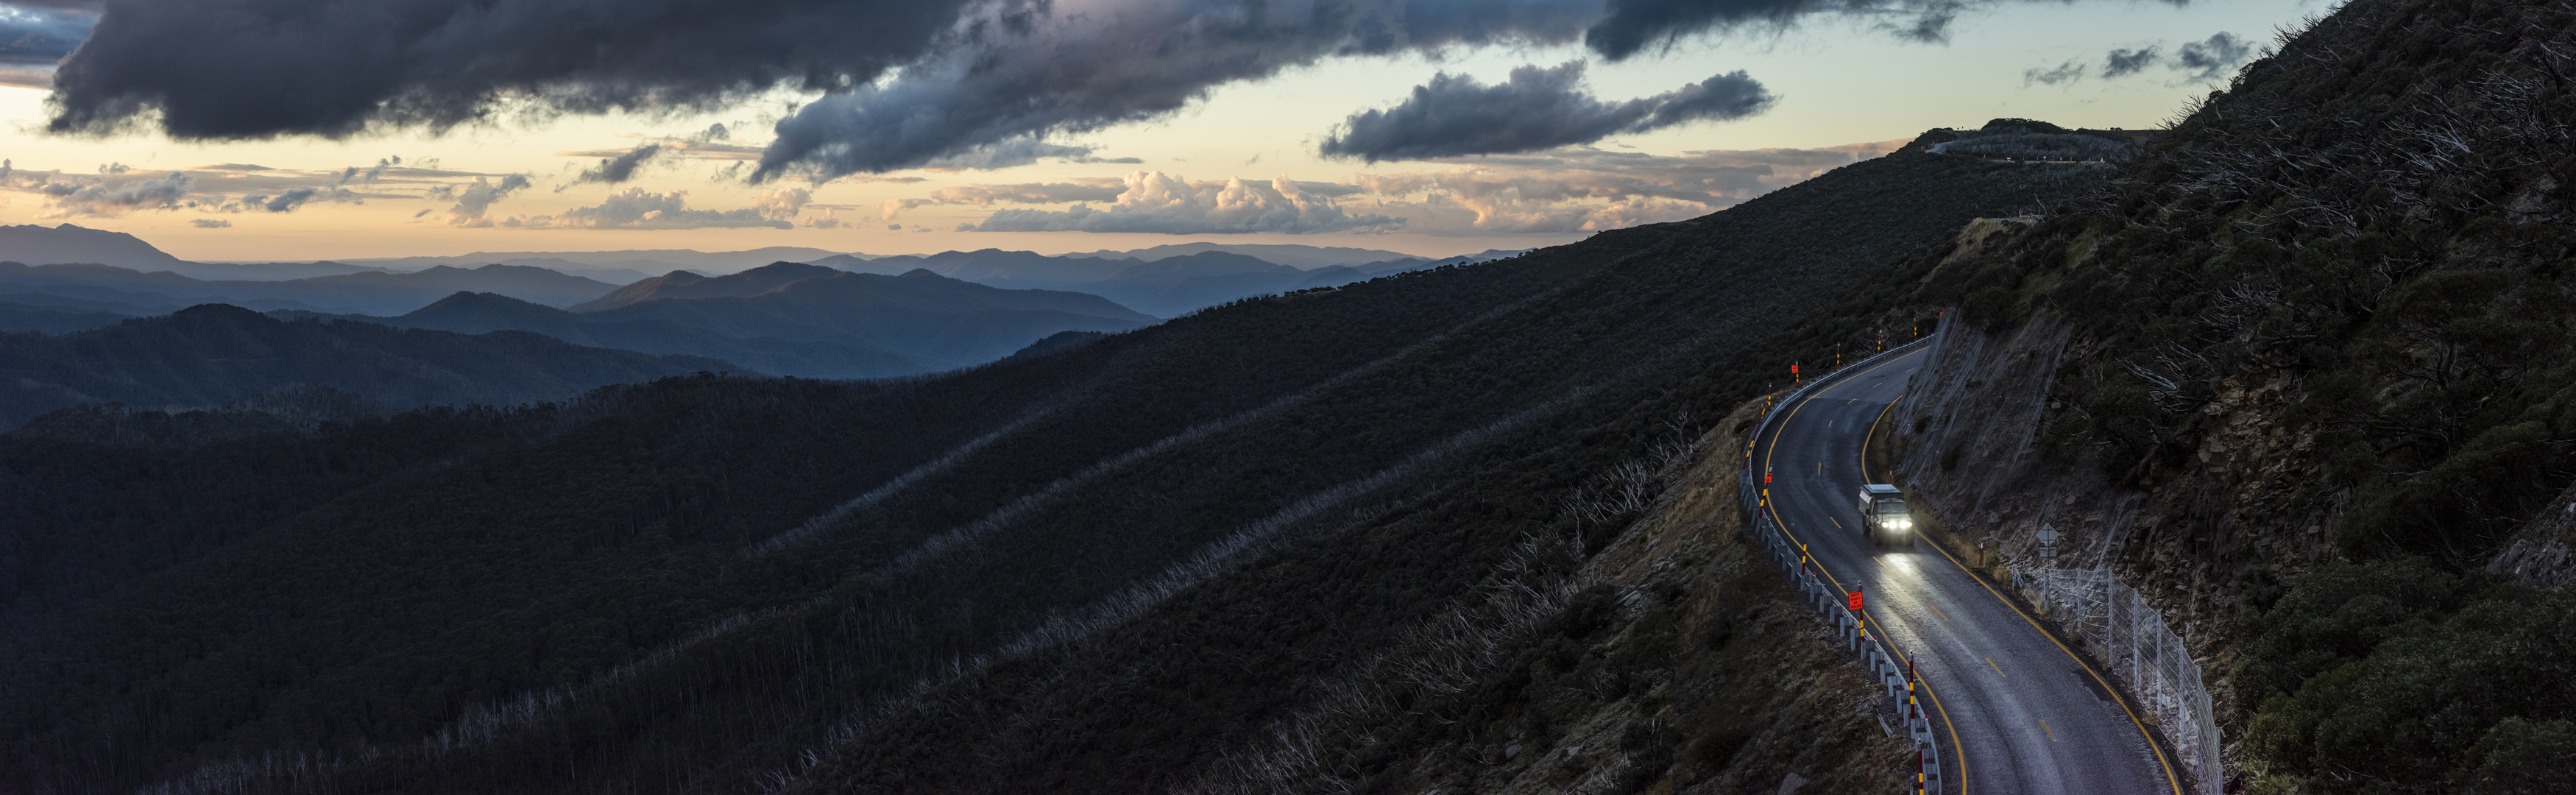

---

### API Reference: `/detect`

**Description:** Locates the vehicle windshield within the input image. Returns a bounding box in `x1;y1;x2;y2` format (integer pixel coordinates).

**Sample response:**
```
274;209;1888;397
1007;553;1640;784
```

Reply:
1878;501;1907;513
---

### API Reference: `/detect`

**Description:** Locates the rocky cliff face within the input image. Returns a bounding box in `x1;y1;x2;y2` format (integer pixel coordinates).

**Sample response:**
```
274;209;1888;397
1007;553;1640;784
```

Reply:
1877;1;2576;789
1889;296;2313;770
2488;488;2576;589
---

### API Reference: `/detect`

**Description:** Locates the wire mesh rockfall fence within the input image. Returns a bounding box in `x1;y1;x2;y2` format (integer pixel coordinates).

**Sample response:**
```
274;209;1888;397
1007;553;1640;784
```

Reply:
2016;567;2221;795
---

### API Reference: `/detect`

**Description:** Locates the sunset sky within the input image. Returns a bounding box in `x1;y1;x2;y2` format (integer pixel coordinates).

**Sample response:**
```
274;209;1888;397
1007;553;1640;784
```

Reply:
0;0;2322;263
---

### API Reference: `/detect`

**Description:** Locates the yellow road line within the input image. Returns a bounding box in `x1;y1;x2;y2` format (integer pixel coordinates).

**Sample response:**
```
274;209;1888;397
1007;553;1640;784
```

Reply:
1829;516;1844;529
2041;719;2057;742
1759;347;1967;794
1985;657;2005;677
1872;402;2188;795
1928;603;1952;622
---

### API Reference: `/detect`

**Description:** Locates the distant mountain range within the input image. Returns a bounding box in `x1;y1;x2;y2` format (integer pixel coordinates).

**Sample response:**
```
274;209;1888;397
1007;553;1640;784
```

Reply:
0;224;1521;373
579;263;1158;367
0;223;397;280
329;247;856;284
805;247;1527;315
0;303;735;428
0;222;1505;300
1054;241;1425;269
0;300;132;334
0;245;1526;346
0;224;1495;284
255;264;1158;378
280;291;938;379
0;259;1160;378
1066;249;1529;316
0;224;191;272
0;261;620;316
336;245;854;271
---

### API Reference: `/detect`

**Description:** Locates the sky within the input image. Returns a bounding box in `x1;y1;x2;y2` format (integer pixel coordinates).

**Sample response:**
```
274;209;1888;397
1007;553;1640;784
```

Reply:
0;0;2324;263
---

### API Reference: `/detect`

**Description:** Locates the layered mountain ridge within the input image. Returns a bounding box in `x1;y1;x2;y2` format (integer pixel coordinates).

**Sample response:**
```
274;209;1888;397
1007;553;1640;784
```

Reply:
0;303;735;428
0;121;2106;794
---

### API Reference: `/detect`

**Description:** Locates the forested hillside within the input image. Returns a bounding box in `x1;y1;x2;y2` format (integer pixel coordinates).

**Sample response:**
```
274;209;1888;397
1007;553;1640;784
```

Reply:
0;130;2103;794
1880;1;2576;792
0;261;618;315
0;304;736;428
578;267;1157;367
282;291;938;379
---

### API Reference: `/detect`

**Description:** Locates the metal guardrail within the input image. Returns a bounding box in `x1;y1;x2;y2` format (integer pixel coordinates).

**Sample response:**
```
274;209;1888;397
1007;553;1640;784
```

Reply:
1737;326;2220;795
1733;332;1945;794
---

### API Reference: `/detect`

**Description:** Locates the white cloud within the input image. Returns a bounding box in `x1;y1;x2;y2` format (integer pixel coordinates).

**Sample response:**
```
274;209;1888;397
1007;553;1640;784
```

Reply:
963;172;1402;234
752;187;811;220
444;174;531;227
38;171;191;217
939;139;1908;236
507;187;793;230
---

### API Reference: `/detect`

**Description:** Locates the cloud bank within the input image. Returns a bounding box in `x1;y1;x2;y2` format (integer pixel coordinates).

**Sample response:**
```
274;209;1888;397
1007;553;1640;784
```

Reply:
0;155;521;221
442;174;531;227
40;171;191;217
1321;63;1774;162
502;187;807;230
928;138;1903;236
47;0;2101;180
1342;142;1895;233
962;172;1401;234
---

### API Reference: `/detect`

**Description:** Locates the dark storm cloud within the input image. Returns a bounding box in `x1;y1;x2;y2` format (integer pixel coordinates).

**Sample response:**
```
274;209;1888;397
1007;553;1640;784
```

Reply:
2103;45;2160;77
0;4;94;65
2174;31;2251;82
51;0;2192;180
243;186;359;212
748;0;1610;181
1646;70;1774;126
1581;0;2029;59
2052;32;2251;86
45;0;988;139
1580;0;1808;60
2023;60;2083;86
3;1;104;13
259;187;322;212
1320;63;1774;162
573;144;664;185
753;0;2111;179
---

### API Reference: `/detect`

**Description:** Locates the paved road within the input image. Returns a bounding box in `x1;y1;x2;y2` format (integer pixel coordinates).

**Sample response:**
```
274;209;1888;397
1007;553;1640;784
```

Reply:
1755;347;2180;795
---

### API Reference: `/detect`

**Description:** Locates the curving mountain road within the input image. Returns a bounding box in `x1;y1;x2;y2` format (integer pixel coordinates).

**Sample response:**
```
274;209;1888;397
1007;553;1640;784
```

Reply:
1754;345;2181;795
